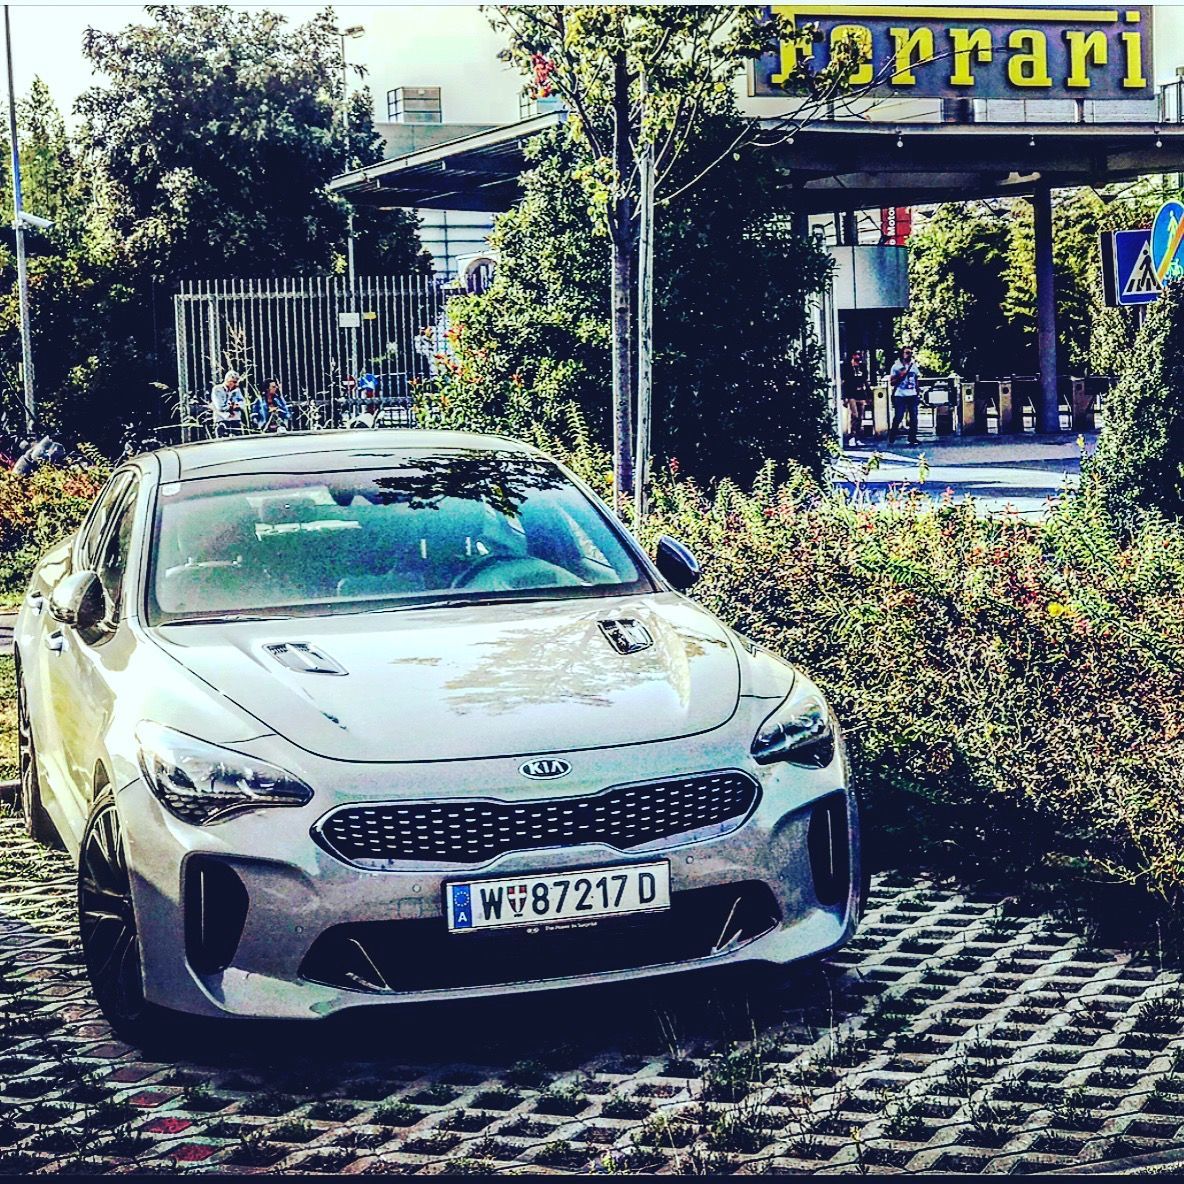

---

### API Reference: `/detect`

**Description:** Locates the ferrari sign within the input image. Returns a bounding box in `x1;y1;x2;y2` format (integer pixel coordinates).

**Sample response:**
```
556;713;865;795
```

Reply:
752;5;1154;101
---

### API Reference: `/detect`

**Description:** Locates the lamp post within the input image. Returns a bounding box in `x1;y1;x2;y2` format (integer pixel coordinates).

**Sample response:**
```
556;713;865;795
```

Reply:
339;24;364;291
4;5;33;434
339;23;364;391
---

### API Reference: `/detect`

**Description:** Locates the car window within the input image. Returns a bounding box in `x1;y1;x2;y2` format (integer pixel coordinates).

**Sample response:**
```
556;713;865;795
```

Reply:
94;483;138;623
147;452;652;624
77;472;133;571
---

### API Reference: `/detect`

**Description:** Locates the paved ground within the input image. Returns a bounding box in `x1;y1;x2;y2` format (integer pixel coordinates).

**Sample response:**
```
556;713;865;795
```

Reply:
834;433;1096;517
0;818;1181;1175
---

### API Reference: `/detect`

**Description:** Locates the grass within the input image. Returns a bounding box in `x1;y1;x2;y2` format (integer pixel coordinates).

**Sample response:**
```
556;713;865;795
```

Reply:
0;656;15;782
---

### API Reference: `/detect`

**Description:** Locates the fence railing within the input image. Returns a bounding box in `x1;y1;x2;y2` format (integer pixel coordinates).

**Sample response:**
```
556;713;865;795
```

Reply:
174;275;448;440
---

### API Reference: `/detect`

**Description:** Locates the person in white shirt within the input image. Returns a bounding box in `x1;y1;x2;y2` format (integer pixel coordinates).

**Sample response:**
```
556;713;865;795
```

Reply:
209;370;247;436
888;346;921;446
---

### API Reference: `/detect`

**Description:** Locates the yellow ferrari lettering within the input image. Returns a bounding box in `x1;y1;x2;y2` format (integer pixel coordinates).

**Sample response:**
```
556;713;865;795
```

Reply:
1064;29;1108;87
948;27;993;87
889;25;935;85
1007;29;1052;87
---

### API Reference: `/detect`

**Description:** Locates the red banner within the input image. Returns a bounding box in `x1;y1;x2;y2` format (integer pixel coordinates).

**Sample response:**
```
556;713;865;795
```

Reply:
880;207;913;246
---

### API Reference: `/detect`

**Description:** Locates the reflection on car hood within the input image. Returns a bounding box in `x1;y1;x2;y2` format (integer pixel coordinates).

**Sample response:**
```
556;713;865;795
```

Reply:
150;593;741;762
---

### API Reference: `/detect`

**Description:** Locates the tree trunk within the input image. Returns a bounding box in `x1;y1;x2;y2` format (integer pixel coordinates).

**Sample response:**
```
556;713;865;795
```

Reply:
610;49;635;507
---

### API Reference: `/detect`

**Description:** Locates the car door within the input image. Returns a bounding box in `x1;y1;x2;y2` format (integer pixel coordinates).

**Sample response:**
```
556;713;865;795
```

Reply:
41;475;141;845
27;471;135;814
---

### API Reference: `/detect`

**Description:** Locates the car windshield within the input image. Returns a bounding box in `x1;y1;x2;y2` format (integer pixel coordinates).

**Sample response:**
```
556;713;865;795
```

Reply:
147;451;650;624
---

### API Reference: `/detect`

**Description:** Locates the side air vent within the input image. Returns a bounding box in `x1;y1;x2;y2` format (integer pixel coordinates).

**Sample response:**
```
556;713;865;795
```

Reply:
184;857;249;975
808;793;851;908
265;642;347;675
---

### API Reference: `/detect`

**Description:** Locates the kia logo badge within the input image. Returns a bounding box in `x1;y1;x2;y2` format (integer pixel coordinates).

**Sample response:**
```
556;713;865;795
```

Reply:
520;758;571;780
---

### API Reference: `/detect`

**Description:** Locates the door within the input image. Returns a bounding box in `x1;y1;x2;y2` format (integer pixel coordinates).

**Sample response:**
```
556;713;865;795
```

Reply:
42;478;140;846
28;471;134;817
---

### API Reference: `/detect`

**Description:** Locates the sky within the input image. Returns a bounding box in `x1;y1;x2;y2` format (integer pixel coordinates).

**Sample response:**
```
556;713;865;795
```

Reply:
6;2;1184;124
5;3;518;124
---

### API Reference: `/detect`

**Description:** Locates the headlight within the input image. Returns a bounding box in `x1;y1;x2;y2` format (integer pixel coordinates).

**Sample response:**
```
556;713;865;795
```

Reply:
136;723;313;825
750;685;835;768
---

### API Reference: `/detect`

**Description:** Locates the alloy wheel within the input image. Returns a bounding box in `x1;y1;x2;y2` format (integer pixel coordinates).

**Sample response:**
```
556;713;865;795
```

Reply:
78;800;147;1028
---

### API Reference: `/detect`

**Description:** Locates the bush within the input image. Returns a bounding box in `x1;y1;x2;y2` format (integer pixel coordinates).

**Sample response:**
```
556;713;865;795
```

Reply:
643;463;1184;920
520;438;1183;929
1090;283;1184;527
0;461;109;599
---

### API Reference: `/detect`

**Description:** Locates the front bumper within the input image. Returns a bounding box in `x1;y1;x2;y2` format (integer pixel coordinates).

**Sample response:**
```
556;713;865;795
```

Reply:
117;732;861;1020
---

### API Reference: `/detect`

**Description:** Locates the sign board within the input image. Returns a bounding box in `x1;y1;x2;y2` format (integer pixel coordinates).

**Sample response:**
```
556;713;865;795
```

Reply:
752;5;1154;101
1101;202;1184;308
1150;200;1184;284
879;206;913;246
1101;229;1160;307
338;311;362;329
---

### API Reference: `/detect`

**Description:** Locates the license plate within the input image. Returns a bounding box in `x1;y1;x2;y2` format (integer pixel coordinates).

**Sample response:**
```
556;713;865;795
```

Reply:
445;861;670;934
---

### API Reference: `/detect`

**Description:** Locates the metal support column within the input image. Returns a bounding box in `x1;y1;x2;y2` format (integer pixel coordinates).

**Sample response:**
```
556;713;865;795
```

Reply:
5;5;34;434
1033;182;1061;435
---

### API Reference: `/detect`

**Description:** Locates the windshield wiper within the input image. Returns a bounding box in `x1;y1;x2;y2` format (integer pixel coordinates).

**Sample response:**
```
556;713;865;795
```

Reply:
160;613;278;626
376;594;556;613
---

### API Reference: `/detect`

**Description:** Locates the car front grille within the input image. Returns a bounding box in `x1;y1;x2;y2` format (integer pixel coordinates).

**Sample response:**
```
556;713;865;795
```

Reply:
314;771;760;867
299;881;781;993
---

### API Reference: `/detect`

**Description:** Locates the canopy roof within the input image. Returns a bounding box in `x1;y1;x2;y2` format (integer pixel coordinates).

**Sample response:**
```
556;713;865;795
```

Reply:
330;112;1184;214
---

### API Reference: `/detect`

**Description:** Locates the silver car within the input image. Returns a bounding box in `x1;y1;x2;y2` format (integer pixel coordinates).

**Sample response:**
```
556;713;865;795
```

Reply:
15;430;862;1044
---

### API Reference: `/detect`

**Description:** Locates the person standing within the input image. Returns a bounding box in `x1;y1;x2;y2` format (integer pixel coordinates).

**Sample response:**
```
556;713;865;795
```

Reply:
888;346;922;446
252;378;291;432
209;370;247;437
841;350;871;448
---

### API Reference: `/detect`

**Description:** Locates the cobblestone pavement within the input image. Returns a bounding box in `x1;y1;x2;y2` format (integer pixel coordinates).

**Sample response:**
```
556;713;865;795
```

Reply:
0;817;1182;1176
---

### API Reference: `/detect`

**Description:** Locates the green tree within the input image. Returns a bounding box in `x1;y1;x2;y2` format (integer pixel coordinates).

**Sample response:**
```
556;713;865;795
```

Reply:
423;124;833;482
75;4;419;279
896;203;1024;377
1088;178;1180;377
489;4;853;496
1089;283;1184;525
0;5;427;447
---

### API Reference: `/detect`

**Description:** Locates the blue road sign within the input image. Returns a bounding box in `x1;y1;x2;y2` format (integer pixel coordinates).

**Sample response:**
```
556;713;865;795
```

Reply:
1151;200;1184;285
1113;229;1161;306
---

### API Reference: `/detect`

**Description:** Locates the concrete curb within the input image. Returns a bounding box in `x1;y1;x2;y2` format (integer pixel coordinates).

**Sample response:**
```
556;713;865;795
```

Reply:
1041;1145;1184;1174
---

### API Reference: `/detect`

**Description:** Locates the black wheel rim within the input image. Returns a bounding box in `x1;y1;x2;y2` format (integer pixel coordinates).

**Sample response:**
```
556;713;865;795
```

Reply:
16;677;35;829
79;804;145;1025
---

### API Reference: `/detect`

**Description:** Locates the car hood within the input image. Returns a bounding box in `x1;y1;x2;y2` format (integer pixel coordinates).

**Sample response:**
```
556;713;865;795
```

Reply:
149;593;742;762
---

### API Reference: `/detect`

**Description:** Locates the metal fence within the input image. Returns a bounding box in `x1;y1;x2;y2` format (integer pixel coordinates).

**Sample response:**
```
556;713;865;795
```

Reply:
174;275;448;440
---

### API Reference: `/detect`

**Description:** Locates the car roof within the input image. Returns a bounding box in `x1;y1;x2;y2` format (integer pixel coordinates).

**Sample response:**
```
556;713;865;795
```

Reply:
155;429;542;481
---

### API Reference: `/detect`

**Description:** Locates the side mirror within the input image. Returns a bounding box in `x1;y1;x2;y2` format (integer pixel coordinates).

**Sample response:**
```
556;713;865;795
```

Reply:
654;535;701;592
49;571;107;635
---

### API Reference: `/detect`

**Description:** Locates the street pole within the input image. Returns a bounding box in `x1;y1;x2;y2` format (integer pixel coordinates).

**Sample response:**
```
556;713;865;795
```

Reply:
634;71;654;532
4;5;33;435
340;27;362;388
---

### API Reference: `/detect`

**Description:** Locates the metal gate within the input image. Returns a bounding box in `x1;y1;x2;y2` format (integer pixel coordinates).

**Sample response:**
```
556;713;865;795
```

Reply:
174;275;448;439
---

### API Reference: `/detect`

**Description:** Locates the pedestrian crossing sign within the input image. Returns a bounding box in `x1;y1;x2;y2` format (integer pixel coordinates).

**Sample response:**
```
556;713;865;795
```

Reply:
1104;229;1161;307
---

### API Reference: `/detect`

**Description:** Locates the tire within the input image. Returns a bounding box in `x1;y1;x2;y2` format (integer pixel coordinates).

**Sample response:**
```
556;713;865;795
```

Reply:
77;791;189;1049
16;669;61;848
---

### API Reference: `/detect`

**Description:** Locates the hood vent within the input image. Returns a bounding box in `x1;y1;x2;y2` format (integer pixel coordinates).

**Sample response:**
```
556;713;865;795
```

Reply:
265;642;348;676
599;619;653;655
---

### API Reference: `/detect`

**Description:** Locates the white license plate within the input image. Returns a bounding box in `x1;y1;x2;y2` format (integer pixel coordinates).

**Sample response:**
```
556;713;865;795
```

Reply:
445;861;670;934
